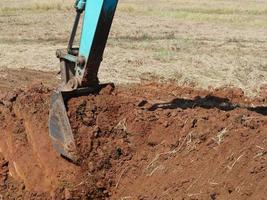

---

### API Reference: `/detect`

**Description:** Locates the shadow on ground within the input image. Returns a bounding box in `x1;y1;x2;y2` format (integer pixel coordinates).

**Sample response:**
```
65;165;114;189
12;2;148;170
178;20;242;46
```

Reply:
146;96;267;116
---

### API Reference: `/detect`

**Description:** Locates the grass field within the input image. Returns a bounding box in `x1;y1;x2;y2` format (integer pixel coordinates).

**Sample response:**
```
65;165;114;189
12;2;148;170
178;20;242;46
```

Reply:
0;0;266;95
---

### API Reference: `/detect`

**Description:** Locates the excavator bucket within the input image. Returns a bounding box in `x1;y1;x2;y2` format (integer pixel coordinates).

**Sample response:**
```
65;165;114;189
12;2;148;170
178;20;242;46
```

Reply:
48;85;108;162
48;90;79;162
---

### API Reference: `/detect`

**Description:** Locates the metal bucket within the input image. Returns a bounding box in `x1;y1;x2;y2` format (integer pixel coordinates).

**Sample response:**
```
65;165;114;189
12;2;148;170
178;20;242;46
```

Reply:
48;85;109;162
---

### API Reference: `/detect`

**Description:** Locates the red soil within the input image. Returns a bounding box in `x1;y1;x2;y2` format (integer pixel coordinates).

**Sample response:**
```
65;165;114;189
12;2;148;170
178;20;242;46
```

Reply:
0;83;266;199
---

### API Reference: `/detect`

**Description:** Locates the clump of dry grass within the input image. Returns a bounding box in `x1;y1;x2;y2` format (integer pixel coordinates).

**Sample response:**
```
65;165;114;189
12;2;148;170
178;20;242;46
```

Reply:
212;128;227;145
0;0;72;13
145;131;194;175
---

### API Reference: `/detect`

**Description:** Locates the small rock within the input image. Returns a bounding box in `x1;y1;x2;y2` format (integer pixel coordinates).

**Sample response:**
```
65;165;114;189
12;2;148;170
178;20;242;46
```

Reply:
96;180;105;189
87;162;95;172
99;84;115;95
171;111;177;117
210;192;217;200
64;189;72;200
163;121;169;128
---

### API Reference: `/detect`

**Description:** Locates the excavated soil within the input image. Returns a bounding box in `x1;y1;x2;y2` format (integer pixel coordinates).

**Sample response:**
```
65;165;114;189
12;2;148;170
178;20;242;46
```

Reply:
0;83;266;199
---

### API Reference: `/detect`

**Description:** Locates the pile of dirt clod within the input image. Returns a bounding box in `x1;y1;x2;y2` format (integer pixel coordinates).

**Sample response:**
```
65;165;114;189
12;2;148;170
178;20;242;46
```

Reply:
0;82;266;199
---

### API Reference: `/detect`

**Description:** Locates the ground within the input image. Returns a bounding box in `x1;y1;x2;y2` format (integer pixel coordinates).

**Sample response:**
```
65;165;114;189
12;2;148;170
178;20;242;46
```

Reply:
0;83;266;199
0;0;267;200
0;0;267;94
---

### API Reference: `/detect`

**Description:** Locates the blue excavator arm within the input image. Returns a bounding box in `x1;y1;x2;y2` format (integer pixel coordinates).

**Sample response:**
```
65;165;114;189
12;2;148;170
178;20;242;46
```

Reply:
49;0;119;162
56;0;118;91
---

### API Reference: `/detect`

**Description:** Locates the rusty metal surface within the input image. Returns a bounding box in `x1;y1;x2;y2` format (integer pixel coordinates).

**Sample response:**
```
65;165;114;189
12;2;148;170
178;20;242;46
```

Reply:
48;90;79;162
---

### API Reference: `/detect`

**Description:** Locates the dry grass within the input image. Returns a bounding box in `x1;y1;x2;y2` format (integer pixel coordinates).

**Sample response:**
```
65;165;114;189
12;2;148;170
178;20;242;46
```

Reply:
0;5;63;13
227;154;244;170
145;131;194;175
118;0;267;27
0;0;73;13
0;0;266;95
212;128;227;145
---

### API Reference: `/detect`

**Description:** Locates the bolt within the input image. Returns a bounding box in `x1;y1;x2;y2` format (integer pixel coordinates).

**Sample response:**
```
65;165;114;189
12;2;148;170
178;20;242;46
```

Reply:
77;56;86;67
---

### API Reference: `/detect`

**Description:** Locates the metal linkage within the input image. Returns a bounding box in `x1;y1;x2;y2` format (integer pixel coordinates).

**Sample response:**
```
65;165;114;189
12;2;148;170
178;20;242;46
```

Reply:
67;12;81;53
57;0;118;90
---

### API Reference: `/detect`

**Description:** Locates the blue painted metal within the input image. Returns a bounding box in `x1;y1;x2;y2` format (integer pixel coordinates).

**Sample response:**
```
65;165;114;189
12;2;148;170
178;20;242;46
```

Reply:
63;53;77;63
79;0;104;61
77;0;118;83
103;0;118;19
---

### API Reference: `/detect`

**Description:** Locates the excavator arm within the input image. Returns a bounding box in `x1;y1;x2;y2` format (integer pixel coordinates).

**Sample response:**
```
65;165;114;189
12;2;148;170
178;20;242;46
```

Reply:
57;0;118;90
49;0;118;162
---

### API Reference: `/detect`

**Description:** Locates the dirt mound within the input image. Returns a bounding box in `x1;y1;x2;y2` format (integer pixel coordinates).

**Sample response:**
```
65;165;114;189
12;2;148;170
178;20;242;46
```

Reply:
0;83;266;199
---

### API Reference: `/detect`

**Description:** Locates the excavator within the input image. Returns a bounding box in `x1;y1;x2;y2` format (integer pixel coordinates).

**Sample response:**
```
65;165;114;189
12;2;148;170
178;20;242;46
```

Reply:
48;0;118;162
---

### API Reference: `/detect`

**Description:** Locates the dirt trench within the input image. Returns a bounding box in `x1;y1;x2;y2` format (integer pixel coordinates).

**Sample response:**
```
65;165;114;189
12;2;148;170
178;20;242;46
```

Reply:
0;83;266;199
